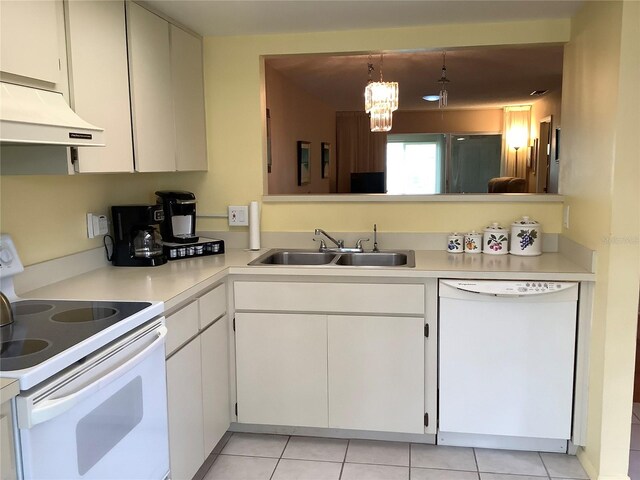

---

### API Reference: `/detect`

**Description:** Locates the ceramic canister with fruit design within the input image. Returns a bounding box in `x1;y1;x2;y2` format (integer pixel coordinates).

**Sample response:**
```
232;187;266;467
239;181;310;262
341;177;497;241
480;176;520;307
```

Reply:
510;216;543;256
464;231;482;253
483;222;509;255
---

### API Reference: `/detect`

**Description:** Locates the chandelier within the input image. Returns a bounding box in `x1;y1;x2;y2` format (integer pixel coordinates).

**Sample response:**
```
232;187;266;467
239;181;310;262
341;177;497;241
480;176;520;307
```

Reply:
437;51;450;108
364;54;398;132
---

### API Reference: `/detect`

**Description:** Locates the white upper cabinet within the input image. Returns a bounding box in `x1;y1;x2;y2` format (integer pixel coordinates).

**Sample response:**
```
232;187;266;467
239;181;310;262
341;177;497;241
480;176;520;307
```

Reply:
170;25;208;171
65;0;134;173
126;3;208;173
0;1;61;85
126;2;176;172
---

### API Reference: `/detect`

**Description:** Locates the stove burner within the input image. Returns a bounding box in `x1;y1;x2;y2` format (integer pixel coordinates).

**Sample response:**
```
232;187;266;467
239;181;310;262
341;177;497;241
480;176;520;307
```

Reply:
1;339;50;358
52;307;118;323
14;303;55;316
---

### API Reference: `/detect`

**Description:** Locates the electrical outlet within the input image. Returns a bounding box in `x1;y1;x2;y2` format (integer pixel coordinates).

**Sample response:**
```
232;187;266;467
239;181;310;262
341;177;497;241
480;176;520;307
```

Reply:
87;213;109;238
228;206;249;226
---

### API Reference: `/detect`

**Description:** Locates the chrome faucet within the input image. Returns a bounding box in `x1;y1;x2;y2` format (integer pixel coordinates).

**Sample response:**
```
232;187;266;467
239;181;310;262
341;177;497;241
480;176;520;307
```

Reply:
314;229;344;249
314;229;368;253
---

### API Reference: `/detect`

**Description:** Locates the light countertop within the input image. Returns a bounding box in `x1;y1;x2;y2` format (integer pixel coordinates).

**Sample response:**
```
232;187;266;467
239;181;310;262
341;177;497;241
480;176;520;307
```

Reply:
0;377;19;401
20;249;594;311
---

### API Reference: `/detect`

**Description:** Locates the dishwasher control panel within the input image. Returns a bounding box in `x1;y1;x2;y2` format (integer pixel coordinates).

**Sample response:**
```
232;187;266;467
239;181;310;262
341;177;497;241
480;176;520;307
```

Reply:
440;279;578;296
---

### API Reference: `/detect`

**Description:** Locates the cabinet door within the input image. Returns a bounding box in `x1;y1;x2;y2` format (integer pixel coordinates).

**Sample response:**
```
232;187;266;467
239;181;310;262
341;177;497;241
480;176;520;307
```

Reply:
170;25;207;171
0;400;17;480
235;313;328;427
166;338;205;480
328;315;425;434
65;0;134;173
126;2;176;172
0;0;61;84
201;316;230;455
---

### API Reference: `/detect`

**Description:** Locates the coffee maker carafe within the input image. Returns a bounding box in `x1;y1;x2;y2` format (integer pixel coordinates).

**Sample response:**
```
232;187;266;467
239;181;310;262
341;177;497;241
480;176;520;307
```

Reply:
155;191;199;244
111;205;167;267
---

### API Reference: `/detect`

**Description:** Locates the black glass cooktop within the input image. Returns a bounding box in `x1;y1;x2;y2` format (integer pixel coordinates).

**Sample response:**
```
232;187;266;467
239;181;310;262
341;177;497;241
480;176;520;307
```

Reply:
0;300;152;371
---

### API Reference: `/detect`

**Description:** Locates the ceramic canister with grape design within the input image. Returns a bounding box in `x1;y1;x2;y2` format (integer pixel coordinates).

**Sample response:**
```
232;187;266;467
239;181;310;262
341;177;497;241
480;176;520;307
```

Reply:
483;222;509;255
509;216;543;256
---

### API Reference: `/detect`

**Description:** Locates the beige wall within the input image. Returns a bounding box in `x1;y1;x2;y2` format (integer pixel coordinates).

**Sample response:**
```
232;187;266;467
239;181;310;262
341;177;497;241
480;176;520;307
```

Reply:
266;65;336;194
560;1;640;477
393;108;503;134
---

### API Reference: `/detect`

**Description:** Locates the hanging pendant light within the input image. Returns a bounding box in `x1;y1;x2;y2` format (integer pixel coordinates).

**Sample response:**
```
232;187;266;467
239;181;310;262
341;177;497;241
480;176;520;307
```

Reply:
369;109;393;132
364;54;398;132
437;51;450;108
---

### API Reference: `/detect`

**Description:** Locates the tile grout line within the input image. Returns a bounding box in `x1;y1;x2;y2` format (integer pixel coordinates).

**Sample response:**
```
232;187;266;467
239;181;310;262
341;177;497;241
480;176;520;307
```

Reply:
339;439;350;480
473;447;480;479
408;442;412;480
268;435;291;480
538;451;552;479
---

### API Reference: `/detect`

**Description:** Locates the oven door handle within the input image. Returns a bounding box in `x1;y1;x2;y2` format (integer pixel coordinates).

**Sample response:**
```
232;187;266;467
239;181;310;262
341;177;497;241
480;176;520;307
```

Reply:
26;326;167;428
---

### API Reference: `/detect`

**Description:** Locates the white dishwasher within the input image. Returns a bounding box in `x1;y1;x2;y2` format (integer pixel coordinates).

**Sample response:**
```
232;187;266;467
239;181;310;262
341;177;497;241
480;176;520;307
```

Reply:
438;279;578;453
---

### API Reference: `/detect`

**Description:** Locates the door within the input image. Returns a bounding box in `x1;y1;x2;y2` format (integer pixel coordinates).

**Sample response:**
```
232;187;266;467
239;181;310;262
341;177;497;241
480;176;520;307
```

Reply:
328;315;425;434
235;313;328;427
65;0;134;173
17;324;169;479
201;316;230;455
166;337;204;480
537;119;552;193
439;282;578;440
126;2;176;172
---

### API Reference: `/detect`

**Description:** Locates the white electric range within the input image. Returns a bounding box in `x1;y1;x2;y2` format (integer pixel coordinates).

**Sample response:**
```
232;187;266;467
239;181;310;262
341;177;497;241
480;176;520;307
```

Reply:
0;234;170;480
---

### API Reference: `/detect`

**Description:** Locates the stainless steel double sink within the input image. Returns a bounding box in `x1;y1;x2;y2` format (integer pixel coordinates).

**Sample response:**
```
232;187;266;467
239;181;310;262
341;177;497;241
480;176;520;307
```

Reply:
248;249;415;268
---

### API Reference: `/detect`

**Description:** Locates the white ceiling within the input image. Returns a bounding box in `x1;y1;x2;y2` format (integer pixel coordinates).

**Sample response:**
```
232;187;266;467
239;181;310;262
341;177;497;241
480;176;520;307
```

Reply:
267;45;564;111
142;0;584;37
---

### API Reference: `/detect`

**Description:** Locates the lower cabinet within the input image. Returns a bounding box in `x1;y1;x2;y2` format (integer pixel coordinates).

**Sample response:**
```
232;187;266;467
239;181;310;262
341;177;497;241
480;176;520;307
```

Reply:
165;283;229;480
234;309;426;434
328;315;425;434
235;313;328;427
201;315;231;454
166;337;204;480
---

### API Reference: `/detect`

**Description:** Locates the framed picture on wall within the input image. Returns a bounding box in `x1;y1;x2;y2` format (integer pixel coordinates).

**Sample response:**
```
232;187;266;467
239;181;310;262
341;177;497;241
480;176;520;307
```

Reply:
321;142;330;179
297;141;311;185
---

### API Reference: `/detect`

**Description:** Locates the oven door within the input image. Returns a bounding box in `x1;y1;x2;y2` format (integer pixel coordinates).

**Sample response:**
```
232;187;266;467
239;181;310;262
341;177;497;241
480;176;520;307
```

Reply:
15;320;169;480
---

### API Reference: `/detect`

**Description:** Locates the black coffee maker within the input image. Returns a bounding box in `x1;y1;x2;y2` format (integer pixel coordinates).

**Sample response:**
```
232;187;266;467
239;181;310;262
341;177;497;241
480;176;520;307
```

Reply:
111;205;167;267
155;191;199;244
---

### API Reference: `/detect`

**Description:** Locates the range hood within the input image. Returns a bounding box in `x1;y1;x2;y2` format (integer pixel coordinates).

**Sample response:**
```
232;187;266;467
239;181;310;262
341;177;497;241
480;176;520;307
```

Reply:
0;82;105;147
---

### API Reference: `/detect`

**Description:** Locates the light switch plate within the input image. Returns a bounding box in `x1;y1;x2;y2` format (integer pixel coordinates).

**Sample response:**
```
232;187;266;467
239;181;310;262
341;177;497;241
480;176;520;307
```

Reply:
228;206;249;226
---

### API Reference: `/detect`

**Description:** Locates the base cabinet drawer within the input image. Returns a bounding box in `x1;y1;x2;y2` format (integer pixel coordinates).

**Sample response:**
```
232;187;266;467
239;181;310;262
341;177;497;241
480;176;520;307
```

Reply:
234;282;424;315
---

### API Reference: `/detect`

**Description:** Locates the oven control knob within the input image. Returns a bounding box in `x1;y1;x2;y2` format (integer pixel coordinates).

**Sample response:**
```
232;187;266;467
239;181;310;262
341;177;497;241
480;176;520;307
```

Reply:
0;247;13;265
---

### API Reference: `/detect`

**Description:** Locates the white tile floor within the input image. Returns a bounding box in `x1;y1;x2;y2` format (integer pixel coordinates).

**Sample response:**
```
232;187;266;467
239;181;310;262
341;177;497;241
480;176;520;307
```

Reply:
201;432;589;480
